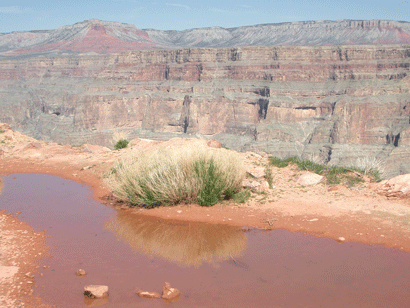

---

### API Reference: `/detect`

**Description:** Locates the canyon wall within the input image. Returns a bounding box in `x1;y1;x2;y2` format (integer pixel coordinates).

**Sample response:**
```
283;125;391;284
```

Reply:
1;44;410;177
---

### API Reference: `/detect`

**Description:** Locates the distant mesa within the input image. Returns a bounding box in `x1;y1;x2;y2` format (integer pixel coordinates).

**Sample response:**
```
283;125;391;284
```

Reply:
1;19;410;56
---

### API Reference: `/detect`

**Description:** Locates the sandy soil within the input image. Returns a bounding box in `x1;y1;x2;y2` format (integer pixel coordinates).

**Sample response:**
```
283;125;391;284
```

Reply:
0;210;50;308
1;123;410;306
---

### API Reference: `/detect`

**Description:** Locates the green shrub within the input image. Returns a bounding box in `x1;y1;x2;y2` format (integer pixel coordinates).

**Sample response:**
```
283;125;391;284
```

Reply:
114;139;129;150
105;145;245;208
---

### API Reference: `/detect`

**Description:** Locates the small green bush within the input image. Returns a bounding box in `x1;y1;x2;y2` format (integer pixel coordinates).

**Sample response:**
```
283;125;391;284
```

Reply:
345;175;365;187
114;139;129;150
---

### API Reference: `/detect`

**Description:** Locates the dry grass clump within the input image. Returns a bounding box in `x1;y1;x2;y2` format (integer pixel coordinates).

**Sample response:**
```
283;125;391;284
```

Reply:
105;144;245;207
354;156;384;178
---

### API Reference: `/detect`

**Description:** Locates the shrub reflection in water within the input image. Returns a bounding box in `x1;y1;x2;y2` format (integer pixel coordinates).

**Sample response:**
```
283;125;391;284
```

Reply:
105;210;247;267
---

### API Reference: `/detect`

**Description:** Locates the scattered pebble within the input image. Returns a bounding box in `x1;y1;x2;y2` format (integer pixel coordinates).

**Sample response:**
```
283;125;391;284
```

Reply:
76;269;86;276
337;237;346;242
136;290;161;299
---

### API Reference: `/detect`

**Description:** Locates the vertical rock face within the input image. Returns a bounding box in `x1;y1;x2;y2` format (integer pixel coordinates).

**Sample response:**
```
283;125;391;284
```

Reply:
0;44;409;177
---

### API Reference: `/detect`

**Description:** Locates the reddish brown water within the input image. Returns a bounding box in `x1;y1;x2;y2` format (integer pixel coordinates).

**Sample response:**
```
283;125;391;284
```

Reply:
1;173;410;307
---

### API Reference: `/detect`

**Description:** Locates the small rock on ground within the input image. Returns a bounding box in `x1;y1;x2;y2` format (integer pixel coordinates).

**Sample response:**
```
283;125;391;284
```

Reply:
206;139;222;148
297;172;323;186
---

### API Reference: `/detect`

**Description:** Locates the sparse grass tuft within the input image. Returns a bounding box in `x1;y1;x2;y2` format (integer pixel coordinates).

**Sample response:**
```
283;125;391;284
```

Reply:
105;145;245;208
269;156;293;168
345;175;365;187
269;156;380;186
231;189;251;203
265;165;273;189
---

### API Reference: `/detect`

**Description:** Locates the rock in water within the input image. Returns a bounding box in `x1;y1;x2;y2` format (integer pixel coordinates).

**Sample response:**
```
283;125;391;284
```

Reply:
84;285;109;298
162;282;181;301
136;289;161;299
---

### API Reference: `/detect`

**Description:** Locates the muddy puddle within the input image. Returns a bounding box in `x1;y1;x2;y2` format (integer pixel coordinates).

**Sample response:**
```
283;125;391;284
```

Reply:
1;173;410;307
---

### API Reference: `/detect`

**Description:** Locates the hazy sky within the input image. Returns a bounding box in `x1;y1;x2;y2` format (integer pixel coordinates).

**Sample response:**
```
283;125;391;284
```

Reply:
1;0;409;33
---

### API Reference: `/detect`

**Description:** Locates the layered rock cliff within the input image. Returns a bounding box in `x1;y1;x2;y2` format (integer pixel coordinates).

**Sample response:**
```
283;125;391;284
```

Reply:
1;20;410;178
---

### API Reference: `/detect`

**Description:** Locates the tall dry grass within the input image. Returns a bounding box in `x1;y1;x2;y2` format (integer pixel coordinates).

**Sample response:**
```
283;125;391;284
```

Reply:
105;144;245;207
354;156;384;177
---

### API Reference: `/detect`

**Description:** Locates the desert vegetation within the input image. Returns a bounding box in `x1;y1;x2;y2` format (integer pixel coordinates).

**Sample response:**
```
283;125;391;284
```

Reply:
269;156;383;186
114;139;129;150
105;145;245;207
112;131;129;150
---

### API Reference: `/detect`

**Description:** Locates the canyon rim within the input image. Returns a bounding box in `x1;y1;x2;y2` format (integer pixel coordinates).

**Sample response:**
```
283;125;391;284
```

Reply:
1;19;410;177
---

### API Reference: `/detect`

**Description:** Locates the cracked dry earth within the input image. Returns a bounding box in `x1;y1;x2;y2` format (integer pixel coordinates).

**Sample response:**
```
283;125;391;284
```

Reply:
1;122;410;306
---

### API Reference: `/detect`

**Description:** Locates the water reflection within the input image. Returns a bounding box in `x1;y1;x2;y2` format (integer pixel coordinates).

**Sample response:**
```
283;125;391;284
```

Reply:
84;296;109;307
105;209;247;267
